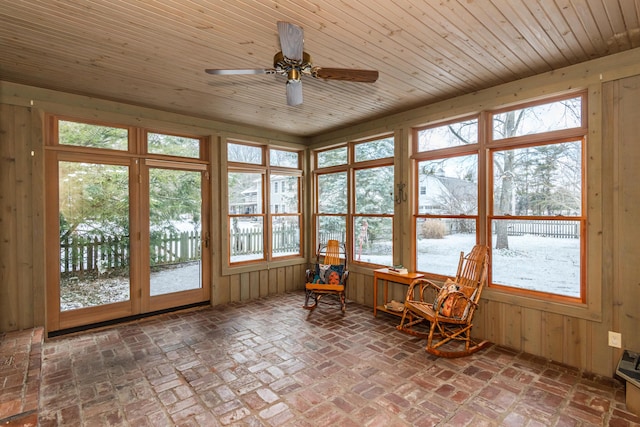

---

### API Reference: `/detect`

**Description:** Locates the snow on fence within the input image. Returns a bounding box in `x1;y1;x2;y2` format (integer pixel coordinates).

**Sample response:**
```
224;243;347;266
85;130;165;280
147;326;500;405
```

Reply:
444;219;578;239
60;235;129;275
150;231;201;265
318;231;346;245
60;220;576;275
231;224;301;255
60;231;201;275
61;225;302;274
504;220;579;239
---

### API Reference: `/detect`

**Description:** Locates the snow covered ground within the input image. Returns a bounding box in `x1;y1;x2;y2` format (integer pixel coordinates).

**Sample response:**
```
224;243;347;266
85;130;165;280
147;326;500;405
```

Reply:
60;262;201;311
417;234;580;297
61;233;580;311
354;233;580;298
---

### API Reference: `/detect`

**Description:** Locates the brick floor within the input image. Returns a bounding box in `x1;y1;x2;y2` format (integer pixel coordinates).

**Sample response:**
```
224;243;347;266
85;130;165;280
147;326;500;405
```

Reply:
0;326;42;426
2;292;640;426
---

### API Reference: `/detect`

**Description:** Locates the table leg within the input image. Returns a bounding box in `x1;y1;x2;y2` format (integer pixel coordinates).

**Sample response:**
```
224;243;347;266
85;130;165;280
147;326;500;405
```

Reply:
383;279;388;309
373;274;378;316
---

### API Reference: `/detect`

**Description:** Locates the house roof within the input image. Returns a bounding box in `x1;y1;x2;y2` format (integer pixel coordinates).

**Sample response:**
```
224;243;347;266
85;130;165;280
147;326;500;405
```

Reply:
1;1;637;139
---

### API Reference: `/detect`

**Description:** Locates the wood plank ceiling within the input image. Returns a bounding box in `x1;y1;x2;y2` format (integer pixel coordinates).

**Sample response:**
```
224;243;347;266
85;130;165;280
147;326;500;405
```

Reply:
1;0;639;138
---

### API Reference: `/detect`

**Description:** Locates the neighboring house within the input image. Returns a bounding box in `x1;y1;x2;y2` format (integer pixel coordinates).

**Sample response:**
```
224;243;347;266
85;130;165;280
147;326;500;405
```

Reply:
229;176;296;215
270;175;296;214
418;171;476;215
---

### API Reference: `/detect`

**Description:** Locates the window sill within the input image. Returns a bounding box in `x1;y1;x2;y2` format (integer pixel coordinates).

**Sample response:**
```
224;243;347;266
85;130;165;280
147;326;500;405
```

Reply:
222;256;307;276
482;287;602;322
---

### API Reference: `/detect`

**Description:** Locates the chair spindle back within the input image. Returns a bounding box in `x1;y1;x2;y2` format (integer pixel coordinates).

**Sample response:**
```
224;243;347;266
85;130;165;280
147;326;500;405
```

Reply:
455;245;489;290
323;239;341;265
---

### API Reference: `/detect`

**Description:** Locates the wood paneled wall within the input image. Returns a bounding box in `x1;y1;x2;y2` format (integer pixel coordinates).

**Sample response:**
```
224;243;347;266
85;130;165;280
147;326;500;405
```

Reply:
0;104;45;331
341;74;640;378
2;50;640;378
610;75;640;354
213;265;306;304
0;86;308;335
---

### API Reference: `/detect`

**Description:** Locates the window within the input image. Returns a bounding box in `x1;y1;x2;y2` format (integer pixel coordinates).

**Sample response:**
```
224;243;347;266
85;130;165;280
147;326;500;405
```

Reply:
228;142;262;164
354;165;394;265
492;96;582;139
413;93;586;302
414;119;479;276
147;132;200;158
270;148;299;168
58;120;128;150
489;95;585;300
228;171;264;262
227;142;302;264
317;171;347;244
270;174;301;258
314;136;394;266
417;118;478;151
317;146;348;168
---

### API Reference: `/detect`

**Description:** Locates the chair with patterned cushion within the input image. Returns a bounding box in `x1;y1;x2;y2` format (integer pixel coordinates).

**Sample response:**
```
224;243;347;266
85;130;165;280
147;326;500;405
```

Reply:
303;239;349;312
397;244;490;358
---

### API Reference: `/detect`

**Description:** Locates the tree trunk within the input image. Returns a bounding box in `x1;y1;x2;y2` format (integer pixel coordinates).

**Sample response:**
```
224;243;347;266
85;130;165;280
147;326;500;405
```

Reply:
495;112;517;249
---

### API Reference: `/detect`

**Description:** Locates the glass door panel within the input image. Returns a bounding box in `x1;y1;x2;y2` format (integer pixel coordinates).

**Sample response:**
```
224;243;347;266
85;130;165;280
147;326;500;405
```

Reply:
149;168;203;296
47;117;210;333
58;161;131;311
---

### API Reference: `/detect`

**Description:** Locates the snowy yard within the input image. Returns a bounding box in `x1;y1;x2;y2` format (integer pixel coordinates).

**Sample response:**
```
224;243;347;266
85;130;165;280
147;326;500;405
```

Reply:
60;262;201;311
61;233;579;311
418;234;580;298
354;233;580;298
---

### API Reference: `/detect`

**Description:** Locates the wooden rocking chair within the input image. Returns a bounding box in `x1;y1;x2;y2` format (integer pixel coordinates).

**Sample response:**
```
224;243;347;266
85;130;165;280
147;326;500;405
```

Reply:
303;240;349;312
397;244;490;358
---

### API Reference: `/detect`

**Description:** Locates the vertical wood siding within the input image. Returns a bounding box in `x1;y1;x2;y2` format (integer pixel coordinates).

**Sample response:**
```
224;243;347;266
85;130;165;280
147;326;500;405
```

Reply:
342;76;640;377
2;57;640;379
0;104;45;330
614;75;640;353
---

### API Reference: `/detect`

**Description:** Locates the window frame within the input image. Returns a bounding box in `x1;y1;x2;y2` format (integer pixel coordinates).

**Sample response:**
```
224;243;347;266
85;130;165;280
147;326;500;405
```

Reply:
45;114;211;331
225;140;303;267
269;170;303;260
412;115;481;282
313;135;395;267
411;92;589;304
486;95;587;303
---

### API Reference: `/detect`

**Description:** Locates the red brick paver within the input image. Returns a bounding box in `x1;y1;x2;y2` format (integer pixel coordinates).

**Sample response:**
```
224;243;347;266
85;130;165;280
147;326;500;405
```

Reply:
0;327;42;425
2;293;639;426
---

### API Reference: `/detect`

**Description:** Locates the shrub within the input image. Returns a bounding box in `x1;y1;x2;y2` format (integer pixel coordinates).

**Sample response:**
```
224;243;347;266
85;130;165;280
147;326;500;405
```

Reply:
421;219;446;239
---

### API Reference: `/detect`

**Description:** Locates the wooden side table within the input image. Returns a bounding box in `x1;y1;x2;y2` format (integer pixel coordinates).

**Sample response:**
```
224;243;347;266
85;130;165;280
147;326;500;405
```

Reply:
373;268;424;316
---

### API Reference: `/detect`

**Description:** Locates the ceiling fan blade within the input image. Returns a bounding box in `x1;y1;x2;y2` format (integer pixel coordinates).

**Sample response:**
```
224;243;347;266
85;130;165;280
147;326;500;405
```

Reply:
286;80;303;106
205;21;377;106
205;68;271;75
312;68;379;83
277;21;304;61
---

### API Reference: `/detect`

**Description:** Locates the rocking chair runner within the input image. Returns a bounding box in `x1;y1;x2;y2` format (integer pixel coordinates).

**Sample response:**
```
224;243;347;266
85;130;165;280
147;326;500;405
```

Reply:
397;244;490;358
303;240;349;312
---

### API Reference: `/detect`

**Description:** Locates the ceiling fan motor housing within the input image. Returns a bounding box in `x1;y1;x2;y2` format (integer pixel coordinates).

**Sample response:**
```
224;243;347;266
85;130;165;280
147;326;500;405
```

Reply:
273;51;312;82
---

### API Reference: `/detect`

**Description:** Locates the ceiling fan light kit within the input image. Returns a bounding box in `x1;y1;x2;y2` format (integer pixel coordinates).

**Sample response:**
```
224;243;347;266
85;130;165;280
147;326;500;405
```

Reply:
205;21;378;106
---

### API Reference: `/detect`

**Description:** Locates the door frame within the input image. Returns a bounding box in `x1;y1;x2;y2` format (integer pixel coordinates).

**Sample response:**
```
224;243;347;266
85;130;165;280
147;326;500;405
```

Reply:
141;158;211;313
45;116;211;333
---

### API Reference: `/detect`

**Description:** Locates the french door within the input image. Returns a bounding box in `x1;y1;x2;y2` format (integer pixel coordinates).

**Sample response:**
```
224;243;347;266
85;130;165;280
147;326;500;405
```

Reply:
46;120;210;332
143;160;209;313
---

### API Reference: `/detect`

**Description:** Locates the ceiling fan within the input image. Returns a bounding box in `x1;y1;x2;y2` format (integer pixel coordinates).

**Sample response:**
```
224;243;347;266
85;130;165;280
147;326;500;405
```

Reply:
205;21;379;106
